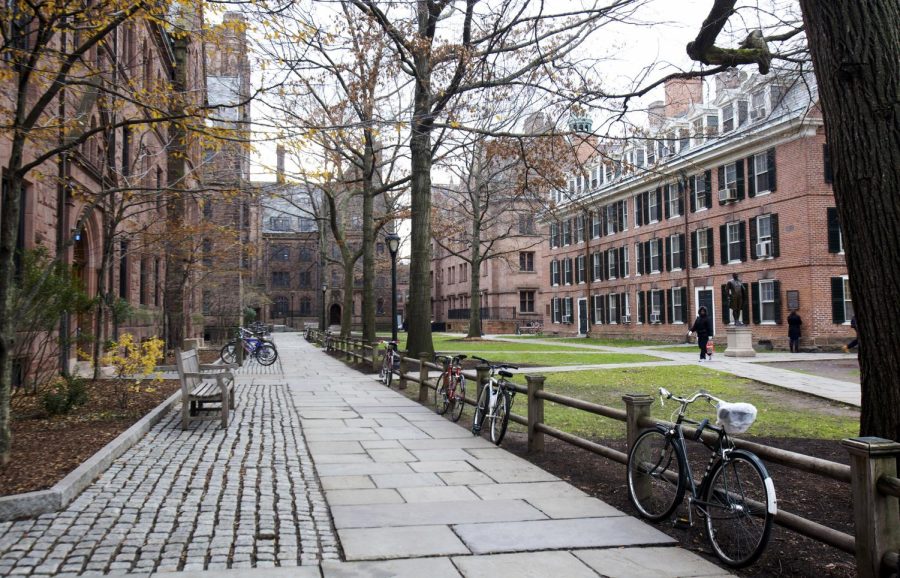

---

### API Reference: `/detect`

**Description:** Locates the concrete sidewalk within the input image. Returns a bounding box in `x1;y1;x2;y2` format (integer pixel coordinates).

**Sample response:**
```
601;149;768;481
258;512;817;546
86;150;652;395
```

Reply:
488;336;861;407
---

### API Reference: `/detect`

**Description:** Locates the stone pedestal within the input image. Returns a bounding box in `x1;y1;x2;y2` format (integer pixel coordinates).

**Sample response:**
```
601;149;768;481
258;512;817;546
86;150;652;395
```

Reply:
724;325;756;357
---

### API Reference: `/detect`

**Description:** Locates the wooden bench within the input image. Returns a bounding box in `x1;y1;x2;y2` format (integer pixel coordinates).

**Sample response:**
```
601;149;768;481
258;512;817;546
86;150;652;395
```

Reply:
175;348;236;430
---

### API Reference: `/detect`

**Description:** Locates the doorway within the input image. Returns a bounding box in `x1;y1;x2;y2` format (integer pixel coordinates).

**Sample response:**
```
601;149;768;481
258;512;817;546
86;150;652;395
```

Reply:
578;298;588;336
328;303;342;326
695;287;715;337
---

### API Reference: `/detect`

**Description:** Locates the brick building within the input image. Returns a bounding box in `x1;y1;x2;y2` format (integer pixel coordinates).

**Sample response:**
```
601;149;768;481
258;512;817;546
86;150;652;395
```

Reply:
544;71;852;350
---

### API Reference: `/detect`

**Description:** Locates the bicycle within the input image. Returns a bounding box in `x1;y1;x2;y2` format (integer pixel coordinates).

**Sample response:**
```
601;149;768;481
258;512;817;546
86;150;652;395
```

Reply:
626;387;776;568
323;331;334;352
470;356;519;445
379;340;399;387
220;328;278;366
434;354;467;422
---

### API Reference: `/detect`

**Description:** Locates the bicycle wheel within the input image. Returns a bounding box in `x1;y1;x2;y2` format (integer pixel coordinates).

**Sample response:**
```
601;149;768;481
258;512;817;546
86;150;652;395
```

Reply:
472;383;489;435
626;427;686;521
450;375;466;422
490;389;511;445
256;344;278;366
220;342;238;364
434;373;450;415
704;452;775;568
384;353;394;387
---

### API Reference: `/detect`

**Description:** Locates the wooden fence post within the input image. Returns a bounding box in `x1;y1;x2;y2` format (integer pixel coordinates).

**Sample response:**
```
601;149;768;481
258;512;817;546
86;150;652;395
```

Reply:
398;353;408;389
418;353;431;403
526;375;545;453
475;364;490;410
622;394;654;450
842;437;900;578
344;338;352;362
370;342;380;372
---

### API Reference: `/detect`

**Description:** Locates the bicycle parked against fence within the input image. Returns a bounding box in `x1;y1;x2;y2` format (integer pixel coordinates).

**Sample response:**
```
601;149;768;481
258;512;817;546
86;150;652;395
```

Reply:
626;387;776;568
471;356;519;445
323;331;334;352
221;327;278;366
434;354;467;422
379;340;399;387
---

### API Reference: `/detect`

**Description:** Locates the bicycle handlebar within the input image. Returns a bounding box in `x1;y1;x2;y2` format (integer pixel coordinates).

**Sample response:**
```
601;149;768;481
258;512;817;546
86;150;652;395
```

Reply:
472;356;518;371
659;387;726;407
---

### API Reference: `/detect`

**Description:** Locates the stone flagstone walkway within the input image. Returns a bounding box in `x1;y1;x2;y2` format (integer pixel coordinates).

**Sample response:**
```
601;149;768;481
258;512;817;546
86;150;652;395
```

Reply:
0;333;733;577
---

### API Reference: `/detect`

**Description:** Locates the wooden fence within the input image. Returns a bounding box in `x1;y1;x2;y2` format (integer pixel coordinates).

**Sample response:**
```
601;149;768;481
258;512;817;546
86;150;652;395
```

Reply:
305;329;900;577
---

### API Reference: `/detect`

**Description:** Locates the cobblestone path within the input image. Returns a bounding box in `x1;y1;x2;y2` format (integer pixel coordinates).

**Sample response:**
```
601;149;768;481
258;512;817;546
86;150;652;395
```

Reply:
0;370;337;576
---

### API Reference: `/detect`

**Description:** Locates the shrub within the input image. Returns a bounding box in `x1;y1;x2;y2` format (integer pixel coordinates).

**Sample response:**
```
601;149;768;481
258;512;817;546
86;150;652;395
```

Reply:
101;333;164;409
41;376;90;416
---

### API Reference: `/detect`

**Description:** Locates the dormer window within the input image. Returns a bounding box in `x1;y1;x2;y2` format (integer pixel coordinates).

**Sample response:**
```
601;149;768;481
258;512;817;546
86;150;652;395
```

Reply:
751;89;766;121
679;128;690;152
646;140;656;165
722;100;749;133
706;114;719;135
591;166;600;189
635;148;645;167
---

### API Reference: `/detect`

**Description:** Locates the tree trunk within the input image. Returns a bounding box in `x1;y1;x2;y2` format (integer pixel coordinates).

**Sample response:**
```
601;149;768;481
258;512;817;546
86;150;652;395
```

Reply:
405;100;435;358
341;259;354;338
798;0;900;440
361;138;376;342
468;194;483;338
0;139;26;465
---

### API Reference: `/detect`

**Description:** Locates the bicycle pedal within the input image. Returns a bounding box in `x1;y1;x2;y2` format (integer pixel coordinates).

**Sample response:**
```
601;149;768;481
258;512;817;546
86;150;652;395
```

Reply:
673;517;692;529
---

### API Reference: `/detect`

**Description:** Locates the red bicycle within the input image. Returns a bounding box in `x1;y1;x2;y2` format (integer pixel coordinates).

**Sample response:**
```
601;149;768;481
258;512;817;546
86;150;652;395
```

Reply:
434;354;467;422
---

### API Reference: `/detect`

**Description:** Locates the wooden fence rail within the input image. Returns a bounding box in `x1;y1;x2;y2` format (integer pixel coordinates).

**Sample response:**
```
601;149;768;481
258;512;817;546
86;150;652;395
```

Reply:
307;330;899;577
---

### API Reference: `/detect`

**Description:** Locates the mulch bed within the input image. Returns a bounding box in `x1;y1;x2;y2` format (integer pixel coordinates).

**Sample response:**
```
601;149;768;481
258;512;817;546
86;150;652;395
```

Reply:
163;349;222;365
0;378;180;496
502;432;856;577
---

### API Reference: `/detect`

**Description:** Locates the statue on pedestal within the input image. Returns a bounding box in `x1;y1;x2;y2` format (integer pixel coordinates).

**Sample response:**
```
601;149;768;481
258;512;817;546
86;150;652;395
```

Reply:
726;273;746;325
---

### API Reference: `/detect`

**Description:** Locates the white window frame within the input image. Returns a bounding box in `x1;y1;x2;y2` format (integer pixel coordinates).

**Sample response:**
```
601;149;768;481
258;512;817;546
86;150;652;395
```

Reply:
693;174;707;212
634;243;642;277
552;298;560;324
722;102;735;133
623;246;630;277
751;89;766;120
842;275;854;324
648;192;659;224
670;234;682;271
592;253;602;281
671;287;684;324
564;259;572;285
577;255;586;284
593;295;603;325
697;228;710;268
724;162;738;191
667;184;680;217
564;298;573;324
622;293;631;322
606;204;616;235
551;260;559;286
650;240;660;273
608;294;618;324
754;151;771;195
650;290;662;323
759;280;777;324
635;148;645;168
757;214;773;245
727;222;742;263
607;248;617;280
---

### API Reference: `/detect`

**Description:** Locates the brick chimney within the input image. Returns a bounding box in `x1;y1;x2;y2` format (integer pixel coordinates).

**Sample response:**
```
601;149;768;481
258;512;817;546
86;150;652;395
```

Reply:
276;144;285;184
664;77;703;119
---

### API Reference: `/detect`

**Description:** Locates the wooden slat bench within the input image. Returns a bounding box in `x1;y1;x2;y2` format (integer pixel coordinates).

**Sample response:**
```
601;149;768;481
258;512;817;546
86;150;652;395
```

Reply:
175;348;236;430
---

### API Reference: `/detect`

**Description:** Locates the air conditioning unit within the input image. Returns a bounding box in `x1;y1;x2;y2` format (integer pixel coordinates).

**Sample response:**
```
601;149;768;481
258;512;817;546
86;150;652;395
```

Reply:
650;313;661;324
718;187;737;203
621;314;632;324
562;315;572;324
756;240;772;258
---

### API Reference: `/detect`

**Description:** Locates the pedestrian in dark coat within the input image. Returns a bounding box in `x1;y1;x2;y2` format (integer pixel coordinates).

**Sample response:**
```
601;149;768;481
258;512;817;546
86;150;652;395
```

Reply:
787;310;802;353
689;306;713;361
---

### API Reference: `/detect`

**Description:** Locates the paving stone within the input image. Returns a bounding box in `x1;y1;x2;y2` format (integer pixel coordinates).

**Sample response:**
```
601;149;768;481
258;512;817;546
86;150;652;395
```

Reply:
436;471;498;486
326;489;405;506
409;460;475;473
399;438;495;450
370;472;446;489
573;546;734;577
469;481;587;501
454;516;676;554
366;448;417;463
524;496;625;519
315;462;413;476
321;557;463;578
453;550;599;578
339;525;470;560
307;441;366;454
331;499;546;529
466;458;560;483
396;485;480;503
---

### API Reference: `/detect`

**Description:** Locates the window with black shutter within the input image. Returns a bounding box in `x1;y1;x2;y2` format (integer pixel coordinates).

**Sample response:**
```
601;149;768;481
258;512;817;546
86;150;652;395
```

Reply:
635;194;643;227
638;291;645;323
691;230;699;268
827;207;843;253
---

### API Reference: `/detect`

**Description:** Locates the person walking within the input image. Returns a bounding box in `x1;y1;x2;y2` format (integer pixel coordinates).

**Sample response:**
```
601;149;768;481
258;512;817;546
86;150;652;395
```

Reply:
689;306;713;362
787;310;802;353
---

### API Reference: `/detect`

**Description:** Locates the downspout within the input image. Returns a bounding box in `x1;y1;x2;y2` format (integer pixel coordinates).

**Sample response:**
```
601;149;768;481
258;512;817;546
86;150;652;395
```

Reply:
584;209;591;337
680;170;691;342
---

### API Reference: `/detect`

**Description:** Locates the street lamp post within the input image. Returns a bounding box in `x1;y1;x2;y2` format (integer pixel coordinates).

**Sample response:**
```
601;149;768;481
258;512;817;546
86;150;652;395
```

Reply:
385;232;401;342
321;284;327;331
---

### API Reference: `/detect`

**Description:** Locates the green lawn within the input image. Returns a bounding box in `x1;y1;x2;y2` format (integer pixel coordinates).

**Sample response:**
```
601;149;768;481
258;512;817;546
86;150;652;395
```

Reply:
556;337;672;348
653;345;777;354
509;365;858;440
461;352;661;367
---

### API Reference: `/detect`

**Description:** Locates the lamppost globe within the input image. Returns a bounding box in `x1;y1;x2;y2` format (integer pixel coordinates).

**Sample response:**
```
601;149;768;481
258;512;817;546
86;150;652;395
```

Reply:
385;232;400;257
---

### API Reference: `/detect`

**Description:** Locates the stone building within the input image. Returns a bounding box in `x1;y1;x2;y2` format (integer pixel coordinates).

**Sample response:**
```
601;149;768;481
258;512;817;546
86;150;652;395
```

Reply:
1;3;208;383
543;71;851;350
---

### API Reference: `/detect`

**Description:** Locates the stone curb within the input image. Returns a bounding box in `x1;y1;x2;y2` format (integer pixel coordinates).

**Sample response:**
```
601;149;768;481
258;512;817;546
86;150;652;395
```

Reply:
0;388;182;521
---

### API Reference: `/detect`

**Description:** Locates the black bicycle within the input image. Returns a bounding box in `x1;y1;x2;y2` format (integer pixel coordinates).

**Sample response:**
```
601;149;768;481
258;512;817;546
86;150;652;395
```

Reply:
626;387;776;567
471;356;518;445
